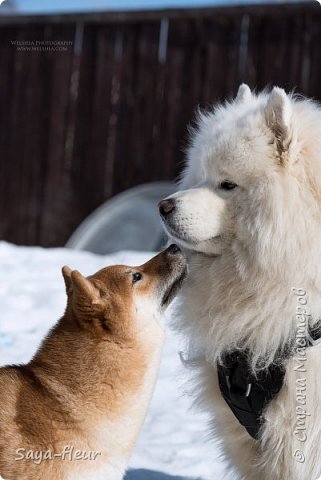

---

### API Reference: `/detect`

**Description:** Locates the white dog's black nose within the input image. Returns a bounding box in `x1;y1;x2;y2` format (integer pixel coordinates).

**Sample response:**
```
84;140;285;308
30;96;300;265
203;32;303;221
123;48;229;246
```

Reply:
159;198;175;217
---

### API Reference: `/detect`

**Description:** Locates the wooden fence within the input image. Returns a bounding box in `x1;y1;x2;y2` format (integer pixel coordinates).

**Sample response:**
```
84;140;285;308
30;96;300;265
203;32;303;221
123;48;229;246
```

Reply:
0;2;320;246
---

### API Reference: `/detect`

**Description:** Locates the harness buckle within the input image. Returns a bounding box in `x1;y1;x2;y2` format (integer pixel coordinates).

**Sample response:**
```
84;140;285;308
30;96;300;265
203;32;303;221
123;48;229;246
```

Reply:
245;383;252;397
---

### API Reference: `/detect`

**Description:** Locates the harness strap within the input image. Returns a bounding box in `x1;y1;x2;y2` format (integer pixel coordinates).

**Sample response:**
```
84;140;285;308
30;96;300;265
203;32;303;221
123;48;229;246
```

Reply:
217;322;321;440
217;351;285;439
307;322;321;346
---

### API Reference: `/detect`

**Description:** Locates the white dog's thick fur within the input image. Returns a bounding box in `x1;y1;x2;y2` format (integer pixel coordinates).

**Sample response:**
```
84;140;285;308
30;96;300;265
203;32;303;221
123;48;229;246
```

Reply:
161;85;321;479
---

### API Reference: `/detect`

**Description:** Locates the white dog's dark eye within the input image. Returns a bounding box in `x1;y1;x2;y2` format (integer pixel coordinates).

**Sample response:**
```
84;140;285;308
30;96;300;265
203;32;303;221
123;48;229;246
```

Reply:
219;180;238;191
132;272;142;284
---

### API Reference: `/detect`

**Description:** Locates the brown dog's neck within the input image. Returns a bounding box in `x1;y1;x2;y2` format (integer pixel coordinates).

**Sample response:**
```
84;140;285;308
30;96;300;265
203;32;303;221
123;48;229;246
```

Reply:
26;311;149;419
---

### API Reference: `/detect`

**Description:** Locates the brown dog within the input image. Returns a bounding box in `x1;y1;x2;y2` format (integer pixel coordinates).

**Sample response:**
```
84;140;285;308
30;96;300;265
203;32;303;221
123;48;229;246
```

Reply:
0;244;186;480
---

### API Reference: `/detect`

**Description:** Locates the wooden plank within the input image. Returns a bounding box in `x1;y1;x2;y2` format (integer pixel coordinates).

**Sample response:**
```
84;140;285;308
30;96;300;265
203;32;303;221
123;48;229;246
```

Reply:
202;14;242;104
70;24;101;234
81;24;116;206
112;23;139;194
308;13;321;99
136;22;162;185
150;18;173;181
103;25;126;199
157;18;191;181
0;26;17;242
37;24;77;246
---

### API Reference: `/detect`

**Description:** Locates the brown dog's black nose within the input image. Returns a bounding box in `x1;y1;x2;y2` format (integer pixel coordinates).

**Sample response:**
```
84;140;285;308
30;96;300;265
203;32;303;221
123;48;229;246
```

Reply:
159;198;175;217
167;243;181;254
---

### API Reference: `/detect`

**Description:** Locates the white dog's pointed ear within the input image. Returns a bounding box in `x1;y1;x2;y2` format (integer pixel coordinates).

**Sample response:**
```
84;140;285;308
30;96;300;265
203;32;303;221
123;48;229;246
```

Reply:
265;87;292;159
235;84;252;103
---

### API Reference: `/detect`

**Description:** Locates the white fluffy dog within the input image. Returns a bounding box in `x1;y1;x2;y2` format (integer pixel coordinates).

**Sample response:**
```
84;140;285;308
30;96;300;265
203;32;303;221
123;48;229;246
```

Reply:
159;85;321;480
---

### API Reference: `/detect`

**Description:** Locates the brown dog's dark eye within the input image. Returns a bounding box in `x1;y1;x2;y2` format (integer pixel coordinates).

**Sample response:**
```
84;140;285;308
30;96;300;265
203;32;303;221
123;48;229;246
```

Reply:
219;180;238;191
132;272;142;284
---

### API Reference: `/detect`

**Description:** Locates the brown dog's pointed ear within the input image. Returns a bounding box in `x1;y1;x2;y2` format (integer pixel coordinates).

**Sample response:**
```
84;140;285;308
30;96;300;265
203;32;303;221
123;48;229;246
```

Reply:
62;266;73;296
71;270;101;306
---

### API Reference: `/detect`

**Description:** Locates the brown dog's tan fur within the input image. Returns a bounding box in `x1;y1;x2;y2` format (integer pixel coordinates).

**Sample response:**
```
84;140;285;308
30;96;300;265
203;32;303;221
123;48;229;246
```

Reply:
0;247;186;480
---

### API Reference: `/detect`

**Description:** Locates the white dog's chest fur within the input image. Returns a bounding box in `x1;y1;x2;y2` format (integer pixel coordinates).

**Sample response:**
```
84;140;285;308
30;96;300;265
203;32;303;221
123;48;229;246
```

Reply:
178;266;321;480
206;346;321;480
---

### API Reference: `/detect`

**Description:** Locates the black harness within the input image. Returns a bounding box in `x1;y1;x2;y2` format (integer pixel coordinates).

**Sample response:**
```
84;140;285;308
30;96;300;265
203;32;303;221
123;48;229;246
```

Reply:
217;324;321;440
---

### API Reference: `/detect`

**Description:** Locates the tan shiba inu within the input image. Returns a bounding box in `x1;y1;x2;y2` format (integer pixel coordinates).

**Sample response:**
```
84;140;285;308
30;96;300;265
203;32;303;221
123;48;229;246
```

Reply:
0;244;186;480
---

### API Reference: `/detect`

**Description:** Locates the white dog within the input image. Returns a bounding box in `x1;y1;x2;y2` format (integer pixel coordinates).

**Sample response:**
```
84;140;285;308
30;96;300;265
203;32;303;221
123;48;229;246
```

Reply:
159;85;321;480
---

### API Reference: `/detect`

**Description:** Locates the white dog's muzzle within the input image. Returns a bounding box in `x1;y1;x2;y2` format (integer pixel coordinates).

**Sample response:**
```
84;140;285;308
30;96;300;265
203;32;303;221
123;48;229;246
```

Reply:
159;187;231;255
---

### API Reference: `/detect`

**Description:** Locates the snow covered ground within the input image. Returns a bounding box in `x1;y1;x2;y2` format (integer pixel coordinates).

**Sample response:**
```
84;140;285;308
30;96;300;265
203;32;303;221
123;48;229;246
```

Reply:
0;242;228;480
